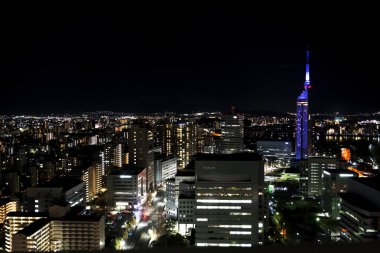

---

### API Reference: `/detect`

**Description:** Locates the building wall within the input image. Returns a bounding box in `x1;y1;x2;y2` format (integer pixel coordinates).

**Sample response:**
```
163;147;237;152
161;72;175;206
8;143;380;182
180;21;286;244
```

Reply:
257;141;293;159
165;179;176;219
25;182;85;212
219;115;244;154
340;178;380;242
194;158;266;247
5;215;47;252
84;163;102;202
321;170;355;219
163;122;196;169
0;199;19;224
128;123;154;168
308;157;346;197
64;182;86;208
12;222;51;252
107;170;146;209
295;89;309;160
155;156;177;187
51;217;105;251
340;197;380;242
178;198;195;235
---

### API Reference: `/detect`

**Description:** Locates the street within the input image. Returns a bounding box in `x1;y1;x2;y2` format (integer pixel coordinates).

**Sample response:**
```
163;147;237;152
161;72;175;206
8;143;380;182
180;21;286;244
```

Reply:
106;189;168;250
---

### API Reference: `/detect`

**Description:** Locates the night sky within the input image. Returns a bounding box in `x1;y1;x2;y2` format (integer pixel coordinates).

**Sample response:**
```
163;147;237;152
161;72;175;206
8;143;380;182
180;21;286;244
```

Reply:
2;6;379;114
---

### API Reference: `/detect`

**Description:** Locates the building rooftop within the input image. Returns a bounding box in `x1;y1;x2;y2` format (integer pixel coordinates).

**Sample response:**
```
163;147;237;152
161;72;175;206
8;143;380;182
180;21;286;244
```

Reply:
194;152;262;161
34;177;83;192
339;192;380;213
109;165;145;175
60;214;103;222
16;218;50;236
352;176;380;192
7;212;48;217
176;170;195;177
155;154;176;161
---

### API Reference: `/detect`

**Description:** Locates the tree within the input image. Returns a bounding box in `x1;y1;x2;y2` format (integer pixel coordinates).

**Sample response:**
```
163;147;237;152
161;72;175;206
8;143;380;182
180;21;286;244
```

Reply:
153;233;189;248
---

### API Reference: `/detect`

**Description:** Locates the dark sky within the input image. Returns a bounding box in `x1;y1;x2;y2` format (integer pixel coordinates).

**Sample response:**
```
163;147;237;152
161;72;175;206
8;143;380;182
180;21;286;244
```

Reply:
1;6;379;114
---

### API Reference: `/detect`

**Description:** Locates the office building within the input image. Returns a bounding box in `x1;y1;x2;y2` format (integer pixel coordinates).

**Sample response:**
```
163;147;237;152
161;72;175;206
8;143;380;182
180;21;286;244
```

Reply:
256;141;293;160
322;169;356;219
340;177;380;242
194;153;266;247
154;154;177;187
295;50;312;160
107;165;146;209
308;157;347;197
24;177;86;212
177;181;195;235
165;167;195;219
218;113;244;154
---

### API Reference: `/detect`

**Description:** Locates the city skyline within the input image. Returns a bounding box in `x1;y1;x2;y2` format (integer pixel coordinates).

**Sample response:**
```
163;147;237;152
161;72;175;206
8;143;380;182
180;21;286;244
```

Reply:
2;7;379;115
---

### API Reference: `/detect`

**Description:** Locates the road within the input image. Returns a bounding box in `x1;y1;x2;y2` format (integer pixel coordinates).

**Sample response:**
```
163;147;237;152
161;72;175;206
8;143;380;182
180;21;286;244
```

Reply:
104;189;168;250
126;190;167;249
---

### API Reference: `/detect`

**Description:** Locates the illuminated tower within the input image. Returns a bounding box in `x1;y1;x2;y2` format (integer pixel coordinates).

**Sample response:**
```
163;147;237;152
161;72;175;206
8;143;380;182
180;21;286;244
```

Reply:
295;50;311;159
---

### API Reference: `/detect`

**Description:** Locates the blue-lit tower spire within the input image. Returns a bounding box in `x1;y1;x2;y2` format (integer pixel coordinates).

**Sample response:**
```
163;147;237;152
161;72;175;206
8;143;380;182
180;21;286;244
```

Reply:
296;49;311;160
304;50;311;89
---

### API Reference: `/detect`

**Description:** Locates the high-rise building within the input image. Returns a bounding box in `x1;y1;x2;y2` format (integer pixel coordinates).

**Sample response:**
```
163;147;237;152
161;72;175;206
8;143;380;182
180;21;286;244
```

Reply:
295;50;312;160
307;157;347;197
106;166;146;210
322;169;356;219
163;122;196;169
194;153;267;247
128;123;154;167
114;142;123;168
128;123;155;191
83;162;102;202
101;144;114;175
218;112;244;154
